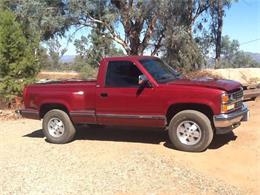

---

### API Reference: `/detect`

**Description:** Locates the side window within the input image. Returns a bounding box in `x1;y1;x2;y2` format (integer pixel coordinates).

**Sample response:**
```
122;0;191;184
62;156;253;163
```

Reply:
105;61;143;87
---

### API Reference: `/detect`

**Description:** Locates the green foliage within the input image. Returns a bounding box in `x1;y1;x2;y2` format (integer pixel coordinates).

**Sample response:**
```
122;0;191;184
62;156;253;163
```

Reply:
73;29;124;78
86;29;125;68
37;46;52;69
0;10;40;100
4;0;256;74
221;35;239;61
163;28;205;72
45;38;67;70
73;56;98;79
217;35;260;68
9;0;70;41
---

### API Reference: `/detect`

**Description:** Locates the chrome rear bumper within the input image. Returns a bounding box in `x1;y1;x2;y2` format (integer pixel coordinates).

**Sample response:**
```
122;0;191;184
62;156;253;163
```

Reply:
213;104;249;129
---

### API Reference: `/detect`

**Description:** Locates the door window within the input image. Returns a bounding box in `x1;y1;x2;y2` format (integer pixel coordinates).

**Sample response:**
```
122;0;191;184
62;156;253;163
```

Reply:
105;61;142;87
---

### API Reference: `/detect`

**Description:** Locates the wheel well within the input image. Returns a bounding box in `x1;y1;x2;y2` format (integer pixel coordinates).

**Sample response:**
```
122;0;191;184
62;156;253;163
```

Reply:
166;103;213;125
39;103;69;118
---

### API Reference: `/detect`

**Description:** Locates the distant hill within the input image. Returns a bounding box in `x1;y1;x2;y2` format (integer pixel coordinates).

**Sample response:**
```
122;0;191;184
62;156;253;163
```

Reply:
246;52;260;63
60;55;75;63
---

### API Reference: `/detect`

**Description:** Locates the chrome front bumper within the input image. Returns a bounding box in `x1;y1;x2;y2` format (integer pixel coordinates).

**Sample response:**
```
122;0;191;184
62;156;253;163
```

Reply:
213;104;249;128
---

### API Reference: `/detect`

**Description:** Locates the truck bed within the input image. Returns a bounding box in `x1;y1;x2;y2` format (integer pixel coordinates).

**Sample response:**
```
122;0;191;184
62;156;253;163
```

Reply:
24;80;97;119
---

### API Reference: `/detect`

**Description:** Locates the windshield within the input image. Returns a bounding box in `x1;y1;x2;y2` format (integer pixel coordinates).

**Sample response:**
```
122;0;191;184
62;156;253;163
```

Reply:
139;58;179;83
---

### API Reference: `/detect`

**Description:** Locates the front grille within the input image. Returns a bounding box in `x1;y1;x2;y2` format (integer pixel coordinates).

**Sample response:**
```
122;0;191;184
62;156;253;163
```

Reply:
231;88;243;100
230;88;243;110
235;101;243;108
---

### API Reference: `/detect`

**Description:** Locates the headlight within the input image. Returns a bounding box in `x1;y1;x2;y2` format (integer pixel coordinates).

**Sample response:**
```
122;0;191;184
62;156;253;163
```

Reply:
221;103;235;113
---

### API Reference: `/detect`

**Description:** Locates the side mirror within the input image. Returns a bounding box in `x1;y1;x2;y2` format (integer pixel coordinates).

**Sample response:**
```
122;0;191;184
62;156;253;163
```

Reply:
138;74;148;85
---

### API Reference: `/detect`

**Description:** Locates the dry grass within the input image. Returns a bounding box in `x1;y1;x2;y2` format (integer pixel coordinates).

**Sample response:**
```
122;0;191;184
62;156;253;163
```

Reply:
37;71;81;80
206;68;260;86
184;70;224;80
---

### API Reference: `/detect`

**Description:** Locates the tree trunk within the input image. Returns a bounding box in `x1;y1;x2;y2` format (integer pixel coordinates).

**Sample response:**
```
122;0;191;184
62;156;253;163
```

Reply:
129;36;140;55
187;0;193;37
215;0;223;67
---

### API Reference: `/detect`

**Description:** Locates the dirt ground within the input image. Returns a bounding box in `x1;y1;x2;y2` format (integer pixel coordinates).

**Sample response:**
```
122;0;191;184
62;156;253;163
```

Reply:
0;100;259;194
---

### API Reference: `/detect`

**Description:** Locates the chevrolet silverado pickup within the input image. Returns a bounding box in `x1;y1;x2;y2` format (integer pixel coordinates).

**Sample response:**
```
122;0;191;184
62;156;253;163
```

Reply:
20;56;249;152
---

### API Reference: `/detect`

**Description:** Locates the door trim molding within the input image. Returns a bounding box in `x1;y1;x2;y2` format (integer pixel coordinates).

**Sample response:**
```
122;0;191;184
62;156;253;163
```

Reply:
96;113;165;120
70;110;95;117
70;110;165;121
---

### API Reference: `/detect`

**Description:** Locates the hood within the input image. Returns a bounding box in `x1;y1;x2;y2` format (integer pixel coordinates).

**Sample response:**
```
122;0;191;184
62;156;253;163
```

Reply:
167;77;241;92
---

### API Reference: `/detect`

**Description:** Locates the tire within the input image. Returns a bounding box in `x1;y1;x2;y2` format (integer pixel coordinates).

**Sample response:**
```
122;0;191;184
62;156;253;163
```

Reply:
42;109;76;144
168;110;213;152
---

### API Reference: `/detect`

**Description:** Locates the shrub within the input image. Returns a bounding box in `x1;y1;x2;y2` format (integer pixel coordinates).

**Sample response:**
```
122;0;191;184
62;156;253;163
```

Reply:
0;10;40;102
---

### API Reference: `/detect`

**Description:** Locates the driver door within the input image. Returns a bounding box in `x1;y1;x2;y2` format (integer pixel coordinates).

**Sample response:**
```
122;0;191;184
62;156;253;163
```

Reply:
95;60;165;127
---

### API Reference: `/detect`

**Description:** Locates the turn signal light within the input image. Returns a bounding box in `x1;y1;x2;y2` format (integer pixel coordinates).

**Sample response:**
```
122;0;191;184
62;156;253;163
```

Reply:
221;93;229;103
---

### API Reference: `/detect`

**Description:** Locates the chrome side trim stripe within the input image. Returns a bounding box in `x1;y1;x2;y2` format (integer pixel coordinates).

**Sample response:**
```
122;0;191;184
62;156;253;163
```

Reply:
70;110;95;117
96;113;165;120
70;111;165;120
21;110;39;115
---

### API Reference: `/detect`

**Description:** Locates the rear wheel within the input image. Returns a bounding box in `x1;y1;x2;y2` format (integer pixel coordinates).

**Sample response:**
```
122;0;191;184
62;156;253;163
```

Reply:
168;110;213;152
43;109;76;144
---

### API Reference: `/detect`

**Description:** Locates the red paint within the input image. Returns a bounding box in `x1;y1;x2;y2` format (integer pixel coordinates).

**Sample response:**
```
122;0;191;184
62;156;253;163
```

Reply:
23;56;242;127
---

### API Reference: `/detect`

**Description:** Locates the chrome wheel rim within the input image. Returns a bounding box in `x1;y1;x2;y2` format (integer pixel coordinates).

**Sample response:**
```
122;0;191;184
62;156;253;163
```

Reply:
47;118;65;138
176;120;202;145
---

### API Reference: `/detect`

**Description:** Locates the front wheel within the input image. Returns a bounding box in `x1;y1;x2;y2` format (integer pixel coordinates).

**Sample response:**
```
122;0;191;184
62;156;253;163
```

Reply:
168;110;213;152
42;109;76;144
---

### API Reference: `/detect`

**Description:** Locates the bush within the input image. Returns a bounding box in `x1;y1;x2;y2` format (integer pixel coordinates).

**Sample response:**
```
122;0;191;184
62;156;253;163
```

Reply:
73;56;98;79
0;10;40;102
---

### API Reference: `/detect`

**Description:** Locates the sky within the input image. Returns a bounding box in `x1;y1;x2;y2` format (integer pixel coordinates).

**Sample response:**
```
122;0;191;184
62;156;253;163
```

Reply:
222;0;260;53
60;0;260;56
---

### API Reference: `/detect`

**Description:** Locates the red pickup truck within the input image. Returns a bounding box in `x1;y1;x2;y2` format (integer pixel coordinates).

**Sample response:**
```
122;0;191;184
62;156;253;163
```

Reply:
20;56;249;152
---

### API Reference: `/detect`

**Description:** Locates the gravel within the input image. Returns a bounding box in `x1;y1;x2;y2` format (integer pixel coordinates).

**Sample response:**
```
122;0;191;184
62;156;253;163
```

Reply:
0;109;21;120
0;120;245;195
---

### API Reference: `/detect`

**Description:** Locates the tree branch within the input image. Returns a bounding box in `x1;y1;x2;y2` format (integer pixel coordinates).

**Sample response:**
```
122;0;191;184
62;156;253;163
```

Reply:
139;14;158;54
192;3;210;23
151;31;164;56
80;15;131;53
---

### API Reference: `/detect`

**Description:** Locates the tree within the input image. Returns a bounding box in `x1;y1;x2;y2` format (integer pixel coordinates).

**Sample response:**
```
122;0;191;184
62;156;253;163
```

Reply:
160;1;206;71
209;0;233;66
73;29;124;78
219;35;260;68
0;10;40;101
66;0;164;55
6;0;202;56
163;27;205;72
2;0;72;41
46;38;67;70
182;0;211;37
221;35;239;62
6;0;238;72
84;28;124;68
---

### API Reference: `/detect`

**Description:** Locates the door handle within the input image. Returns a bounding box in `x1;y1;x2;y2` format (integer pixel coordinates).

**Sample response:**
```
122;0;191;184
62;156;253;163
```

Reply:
100;93;108;97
